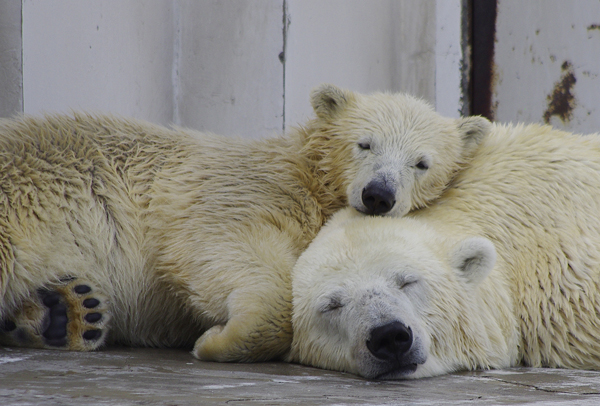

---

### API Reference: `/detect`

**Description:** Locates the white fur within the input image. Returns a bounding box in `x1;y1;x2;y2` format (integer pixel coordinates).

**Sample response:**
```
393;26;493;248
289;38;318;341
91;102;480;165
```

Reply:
0;85;486;360
290;121;600;379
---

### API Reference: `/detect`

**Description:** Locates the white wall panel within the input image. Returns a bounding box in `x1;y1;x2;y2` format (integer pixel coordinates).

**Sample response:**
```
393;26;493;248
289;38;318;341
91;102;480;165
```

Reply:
6;1;455;138
284;0;438;128
175;1;284;139
22;0;175;124
435;0;463;118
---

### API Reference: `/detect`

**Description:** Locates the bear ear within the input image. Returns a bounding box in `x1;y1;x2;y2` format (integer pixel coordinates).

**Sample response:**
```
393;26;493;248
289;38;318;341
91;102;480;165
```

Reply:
310;84;355;121
450;237;496;286
456;116;491;156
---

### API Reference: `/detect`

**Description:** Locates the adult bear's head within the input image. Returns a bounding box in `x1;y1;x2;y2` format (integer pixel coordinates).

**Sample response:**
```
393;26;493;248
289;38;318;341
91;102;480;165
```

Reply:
288;208;503;379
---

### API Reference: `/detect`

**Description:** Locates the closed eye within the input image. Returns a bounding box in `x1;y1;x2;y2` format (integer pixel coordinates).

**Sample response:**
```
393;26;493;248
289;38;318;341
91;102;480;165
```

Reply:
415;160;429;170
319;298;345;313
358;142;371;150
395;275;419;290
317;291;347;313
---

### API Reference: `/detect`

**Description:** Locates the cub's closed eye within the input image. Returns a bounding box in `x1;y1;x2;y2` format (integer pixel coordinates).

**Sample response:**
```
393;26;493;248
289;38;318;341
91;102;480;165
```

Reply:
415;160;429;170
358;142;371;150
399;280;417;289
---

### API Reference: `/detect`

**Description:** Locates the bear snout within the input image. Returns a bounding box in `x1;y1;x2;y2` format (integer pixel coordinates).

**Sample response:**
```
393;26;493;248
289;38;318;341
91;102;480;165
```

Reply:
361;182;396;215
366;321;412;361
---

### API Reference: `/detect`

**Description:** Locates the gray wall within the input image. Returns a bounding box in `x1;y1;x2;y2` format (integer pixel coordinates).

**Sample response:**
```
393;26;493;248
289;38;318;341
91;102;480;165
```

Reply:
0;0;22;117
1;0;465;138
492;0;600;134
22;1;176;125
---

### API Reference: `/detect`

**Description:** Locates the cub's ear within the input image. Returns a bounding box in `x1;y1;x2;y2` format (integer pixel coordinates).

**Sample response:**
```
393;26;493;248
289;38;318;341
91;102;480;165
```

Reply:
456;116;491;156
450;237;496;286
310;84;355;121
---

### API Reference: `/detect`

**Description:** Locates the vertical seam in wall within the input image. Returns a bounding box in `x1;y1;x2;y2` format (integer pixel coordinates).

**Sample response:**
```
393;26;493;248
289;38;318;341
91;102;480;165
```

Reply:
20;0;24;113
433;1;437;115
171;0;182;125
460;0;472;117
281;0;288;133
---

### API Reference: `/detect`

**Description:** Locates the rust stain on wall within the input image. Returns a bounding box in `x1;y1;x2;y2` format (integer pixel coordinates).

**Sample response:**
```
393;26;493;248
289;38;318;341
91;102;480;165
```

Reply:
543;61;576;124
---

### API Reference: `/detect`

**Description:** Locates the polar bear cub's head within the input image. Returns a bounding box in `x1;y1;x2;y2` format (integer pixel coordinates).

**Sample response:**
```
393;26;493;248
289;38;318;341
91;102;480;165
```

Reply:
289;208;499;379
307;84;490;217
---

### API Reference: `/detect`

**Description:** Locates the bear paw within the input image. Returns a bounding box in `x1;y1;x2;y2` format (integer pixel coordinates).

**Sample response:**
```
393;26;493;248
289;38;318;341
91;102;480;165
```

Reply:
193;324;226;361
0;277;110;351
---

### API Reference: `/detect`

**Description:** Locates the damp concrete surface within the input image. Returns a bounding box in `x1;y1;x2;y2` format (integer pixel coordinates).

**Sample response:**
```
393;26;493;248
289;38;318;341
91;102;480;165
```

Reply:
2;346;600;405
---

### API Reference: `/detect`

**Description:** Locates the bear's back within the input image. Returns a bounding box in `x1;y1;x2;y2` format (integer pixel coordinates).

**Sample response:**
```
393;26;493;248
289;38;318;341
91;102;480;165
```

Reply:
419;122;600;369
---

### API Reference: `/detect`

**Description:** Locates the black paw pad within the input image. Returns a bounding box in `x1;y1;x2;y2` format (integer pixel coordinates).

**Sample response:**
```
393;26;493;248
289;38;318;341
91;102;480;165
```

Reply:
39;290;61;307
0;319;17;333
84;313;102;323
82;298;100;309
82;329;102;341
73;285;92;294
43;304;68;347
38;290;68;347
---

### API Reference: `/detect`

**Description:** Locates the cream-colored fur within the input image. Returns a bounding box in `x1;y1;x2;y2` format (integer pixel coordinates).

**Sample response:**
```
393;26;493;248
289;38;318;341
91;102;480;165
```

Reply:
290;122;600;379
0;85;487;362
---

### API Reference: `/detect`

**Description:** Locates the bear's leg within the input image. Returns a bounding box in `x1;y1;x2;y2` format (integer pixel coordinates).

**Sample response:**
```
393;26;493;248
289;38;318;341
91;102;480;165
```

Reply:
192;317;291;363
192;293;292;362
0;277;110;351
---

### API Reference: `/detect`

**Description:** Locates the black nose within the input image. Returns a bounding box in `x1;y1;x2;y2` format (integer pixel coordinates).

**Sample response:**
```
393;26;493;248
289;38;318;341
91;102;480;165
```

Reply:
361;183;396;215
367;321;413;361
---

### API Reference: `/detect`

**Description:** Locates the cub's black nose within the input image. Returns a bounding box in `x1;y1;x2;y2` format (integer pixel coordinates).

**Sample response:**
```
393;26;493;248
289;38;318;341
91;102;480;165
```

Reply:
361;182;395;215
367;321;412;361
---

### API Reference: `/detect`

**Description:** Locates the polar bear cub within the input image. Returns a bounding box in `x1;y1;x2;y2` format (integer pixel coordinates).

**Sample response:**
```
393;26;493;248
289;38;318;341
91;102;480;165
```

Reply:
309;86;490;216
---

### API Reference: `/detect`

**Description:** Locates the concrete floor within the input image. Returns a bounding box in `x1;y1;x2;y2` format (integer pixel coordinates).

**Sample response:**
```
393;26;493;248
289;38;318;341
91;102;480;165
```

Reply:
2;346;600;405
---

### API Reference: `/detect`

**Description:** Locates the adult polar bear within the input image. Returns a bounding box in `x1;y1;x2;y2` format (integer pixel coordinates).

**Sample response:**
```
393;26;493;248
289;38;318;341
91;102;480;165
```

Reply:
290;122;600;379
0;85;489;363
